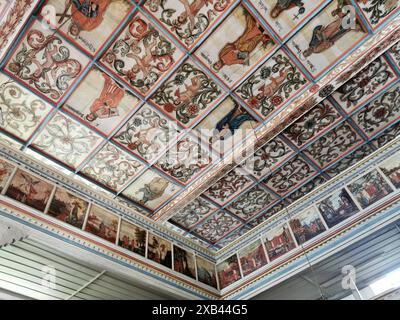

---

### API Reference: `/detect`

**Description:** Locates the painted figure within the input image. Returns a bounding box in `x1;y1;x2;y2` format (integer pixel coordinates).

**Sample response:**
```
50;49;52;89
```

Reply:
177;0;213;32
174;74;203;106
303;5;363;57
212;11;272;70
256;69;290;101
270;0;305;18
86;73;124;122
209;104;254;143
136;177;169;205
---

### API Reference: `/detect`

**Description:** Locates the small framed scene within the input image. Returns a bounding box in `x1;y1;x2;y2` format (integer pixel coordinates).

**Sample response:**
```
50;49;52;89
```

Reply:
379;152;400;189
196;256;218;289
347;169;394;209
47;188;89;229
147;233;173;269
238;240;268;277
317;188;359;228
216;254;242;290
264;224;296;262
118;220;147;257
5;169;54;212
0;159;15;193
289;207;326;245
173;245;196;279
84;205;119;243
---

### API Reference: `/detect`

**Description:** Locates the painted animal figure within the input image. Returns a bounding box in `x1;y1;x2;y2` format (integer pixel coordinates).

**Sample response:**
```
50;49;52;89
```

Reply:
256;69;289;101
177;0;213;31
136;177;169;205
174;74;203;105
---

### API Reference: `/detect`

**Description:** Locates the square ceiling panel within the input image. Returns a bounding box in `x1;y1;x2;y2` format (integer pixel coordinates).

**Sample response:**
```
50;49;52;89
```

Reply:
100;12;185;97
4;19;90;104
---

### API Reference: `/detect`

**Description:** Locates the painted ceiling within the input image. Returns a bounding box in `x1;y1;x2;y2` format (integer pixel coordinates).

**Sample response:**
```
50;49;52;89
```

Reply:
0;0;399;252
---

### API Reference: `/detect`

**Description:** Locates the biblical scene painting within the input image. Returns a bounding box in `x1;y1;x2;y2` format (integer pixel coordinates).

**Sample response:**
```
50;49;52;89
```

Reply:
149;59;225;128
31;112;103;169
235;49;309;120
286;0;367;79
143;0;235;48
317;188;359;228
195;97;259;155
347;169;393;209
41;0;133;55
264;223;296;261
330;56;399;114
121;170;180;210
249;0;327;40
63;67;140;136
196;256;217;288
101;13;184;96
84;205;119;243
5;19;90;103
379;151;400;189
216;254;242;290
0;73;52;142
238;240;268;277
289;207;326;245
147;233;172;269
194;5;277;87
0;159;14;192
81;142;145;192
48;188;89;228
113;104;180;163
355;0;400;29
118;220;147;256
173;245;196;279
6;169;54;212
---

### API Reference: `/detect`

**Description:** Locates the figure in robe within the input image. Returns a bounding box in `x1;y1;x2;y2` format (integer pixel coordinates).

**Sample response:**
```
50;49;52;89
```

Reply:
212;11;273;71
86;73;124;122
303;5;363;57
270;0;305;19
209;103;254;143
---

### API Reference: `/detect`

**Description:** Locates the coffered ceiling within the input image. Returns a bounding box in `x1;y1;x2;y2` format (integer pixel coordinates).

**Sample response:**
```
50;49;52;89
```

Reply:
0;0;399;252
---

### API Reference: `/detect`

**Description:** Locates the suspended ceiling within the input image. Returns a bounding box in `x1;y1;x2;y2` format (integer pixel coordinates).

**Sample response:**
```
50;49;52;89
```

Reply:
0;0;399;252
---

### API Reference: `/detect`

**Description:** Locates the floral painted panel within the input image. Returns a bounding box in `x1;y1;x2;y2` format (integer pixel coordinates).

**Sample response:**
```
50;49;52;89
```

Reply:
243;136;295;178
379;151;400;189
48;187;89;229
84;205;119;243
41;0;133;55
262;155;317;196
325;143;374;177
0;158;14;192
5;20;90;103
195;97;259;155
31;112;102;168
192;210;242;243
304;122;364;169
283;100;343;147
63;67;140;136
215;225;250;248
285;175;326;203
81;143;145;192
289;207;326;245
169;196;218;230
121;169;181;210
143;0;235;49
331;56;399;114
248;201;287;227
203;167;254;205
101;12;184;96
149;60;224;127
235;49;309;120
387;41;400;69
6;169;54;212
286;0;367;79
355;0;400;29
113;104;180;163
371;121;400;148
347;169;393;209
226;185;278;221
0;73;52;141
155;136;213;184
352;84;400;138
194;5;277;88
249;0;327;40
